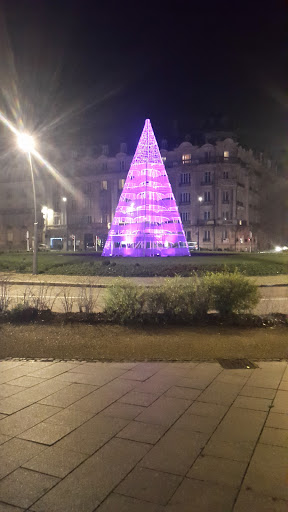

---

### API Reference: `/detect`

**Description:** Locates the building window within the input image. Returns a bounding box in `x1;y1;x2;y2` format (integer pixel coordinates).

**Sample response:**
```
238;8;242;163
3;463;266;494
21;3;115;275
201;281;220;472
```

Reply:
162;156;166;163
7;230;13;242
204;211;211;220
223;171;229;179
180;173;191;184
71;200;77;211
204;171;211;183
180;212;189;222
54;214;60;225
224;150;229;161
204;191;211;202
205;151;211;162
186;230;191;241
239;219;242;225
120;161;125;170
180;192;190;204
118;179;125;190
101;180;108;190
222;230;228;240
204;230;210;241
84;198;91;209
182;154;191;164
102;162;107;171
223;211;229;220
87;215;92;224
222;191;229;203
84;183;92;194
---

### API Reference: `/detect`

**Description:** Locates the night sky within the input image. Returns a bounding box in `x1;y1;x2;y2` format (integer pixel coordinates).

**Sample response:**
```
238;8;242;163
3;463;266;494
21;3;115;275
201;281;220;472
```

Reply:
0;0;287;157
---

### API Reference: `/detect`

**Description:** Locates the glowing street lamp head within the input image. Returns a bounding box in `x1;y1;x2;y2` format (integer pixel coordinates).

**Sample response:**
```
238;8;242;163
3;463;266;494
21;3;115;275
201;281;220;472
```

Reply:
17;133;35;153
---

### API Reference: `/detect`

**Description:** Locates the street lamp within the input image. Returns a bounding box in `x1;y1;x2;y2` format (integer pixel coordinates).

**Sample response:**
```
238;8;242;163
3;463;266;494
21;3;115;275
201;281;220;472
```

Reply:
17;133;38;274
197;196;203;251
62;197;68;251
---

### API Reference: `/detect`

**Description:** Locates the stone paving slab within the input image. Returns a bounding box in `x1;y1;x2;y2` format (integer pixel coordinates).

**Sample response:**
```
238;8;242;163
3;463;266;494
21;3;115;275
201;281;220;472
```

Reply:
0;358;287;511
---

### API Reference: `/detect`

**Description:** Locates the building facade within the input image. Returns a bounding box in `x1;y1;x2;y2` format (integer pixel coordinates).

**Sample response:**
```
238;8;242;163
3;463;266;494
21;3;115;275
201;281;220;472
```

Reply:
0;134;279;252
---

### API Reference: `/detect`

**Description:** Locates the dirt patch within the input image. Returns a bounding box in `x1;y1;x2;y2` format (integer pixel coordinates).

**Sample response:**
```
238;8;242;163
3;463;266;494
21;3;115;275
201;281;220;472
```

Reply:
0;323;287;361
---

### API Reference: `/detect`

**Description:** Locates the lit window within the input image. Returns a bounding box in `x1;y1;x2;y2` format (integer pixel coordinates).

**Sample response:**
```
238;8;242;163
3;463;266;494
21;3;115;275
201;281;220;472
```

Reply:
162;156;166;163
239;220;242;225
182;154;191;164
118;179;125;190
7;230;13;242
224;151;229;160
101;180;108;190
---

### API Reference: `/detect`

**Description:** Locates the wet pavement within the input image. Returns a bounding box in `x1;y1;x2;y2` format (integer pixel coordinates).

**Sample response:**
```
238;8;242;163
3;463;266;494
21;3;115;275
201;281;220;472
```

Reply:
0;359;287;511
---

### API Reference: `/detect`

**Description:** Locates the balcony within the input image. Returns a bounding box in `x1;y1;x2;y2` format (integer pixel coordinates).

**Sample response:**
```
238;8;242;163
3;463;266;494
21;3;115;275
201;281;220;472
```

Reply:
200;180;214;186
198;219;215;226
178;182;191;187
166;156;247;168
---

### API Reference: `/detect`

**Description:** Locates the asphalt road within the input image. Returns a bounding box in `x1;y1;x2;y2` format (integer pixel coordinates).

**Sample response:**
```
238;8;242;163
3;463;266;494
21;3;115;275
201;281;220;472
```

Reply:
6;283;288;315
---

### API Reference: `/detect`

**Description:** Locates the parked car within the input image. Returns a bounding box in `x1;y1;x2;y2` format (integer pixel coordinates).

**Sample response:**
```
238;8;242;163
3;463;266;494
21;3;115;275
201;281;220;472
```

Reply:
188;241;198;252
38;243;49;251
86;242;95;250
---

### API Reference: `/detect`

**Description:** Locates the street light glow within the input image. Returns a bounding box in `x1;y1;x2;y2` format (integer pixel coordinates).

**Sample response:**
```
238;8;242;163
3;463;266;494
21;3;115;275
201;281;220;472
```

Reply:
62;197;67;202
17;133;35;153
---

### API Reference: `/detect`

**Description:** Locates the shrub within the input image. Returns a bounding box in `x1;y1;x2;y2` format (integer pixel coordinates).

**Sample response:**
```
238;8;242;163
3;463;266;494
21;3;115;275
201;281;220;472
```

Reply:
145;276;211;322
60;287;75;314
204;270;260;317
0;278;10;312
9;304;38;323
20;284;58;311
104;279;145;324
77;283;98;314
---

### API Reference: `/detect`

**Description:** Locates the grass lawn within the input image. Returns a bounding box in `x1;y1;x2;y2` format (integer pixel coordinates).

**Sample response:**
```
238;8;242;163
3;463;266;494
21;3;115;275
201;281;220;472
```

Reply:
0;323;287;360
0;251;288;276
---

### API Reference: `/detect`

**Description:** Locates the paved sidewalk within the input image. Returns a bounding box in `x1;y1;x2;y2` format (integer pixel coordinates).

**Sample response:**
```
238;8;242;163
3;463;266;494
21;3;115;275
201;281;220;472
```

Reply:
1;272;288;288
0;360;287;511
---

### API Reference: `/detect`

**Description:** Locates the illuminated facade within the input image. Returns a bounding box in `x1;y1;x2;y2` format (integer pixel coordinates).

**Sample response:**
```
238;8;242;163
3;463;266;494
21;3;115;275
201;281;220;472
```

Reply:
102;120;189;256
0;128;283;252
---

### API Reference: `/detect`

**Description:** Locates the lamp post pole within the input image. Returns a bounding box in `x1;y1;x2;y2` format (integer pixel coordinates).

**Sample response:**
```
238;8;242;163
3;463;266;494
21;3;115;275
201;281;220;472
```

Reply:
17;133;37;274
198;196;203;251
62;197;68;251
29;152;38;274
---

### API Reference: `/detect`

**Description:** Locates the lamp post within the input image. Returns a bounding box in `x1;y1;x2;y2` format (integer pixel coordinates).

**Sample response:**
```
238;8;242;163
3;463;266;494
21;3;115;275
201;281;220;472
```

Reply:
17;133;38;274
62;197;68;251
197;196;203;251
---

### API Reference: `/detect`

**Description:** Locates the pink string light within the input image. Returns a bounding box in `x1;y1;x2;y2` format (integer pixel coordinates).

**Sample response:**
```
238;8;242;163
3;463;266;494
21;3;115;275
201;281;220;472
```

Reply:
102;119;190;257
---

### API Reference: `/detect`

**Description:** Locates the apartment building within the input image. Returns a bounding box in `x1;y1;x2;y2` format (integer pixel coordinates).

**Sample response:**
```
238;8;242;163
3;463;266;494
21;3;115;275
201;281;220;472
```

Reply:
0;135;277;251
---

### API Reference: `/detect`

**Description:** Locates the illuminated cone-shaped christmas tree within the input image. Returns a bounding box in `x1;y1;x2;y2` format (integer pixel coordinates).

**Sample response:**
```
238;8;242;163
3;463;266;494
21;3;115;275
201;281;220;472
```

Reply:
102;119;190;257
